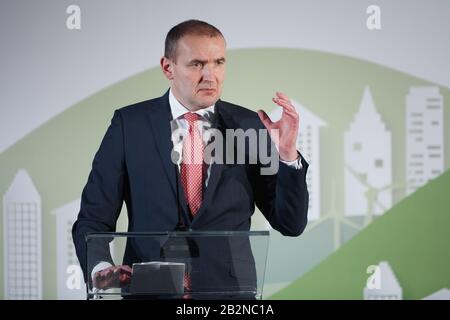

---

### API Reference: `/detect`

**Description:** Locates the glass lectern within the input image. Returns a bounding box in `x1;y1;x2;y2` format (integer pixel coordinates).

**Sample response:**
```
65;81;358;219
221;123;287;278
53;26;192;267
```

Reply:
85;231;269;300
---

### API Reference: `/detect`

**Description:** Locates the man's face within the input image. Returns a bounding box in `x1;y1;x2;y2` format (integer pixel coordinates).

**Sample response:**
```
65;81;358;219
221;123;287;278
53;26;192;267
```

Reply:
161;34;226;111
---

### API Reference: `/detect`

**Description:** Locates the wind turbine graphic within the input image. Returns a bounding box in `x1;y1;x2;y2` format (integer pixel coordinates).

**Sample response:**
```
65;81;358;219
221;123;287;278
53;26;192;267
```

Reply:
306;180;361;250
345;164;409;226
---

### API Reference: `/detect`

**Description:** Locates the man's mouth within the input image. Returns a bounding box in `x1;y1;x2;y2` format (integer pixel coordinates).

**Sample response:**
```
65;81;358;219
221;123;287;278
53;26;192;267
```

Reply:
198;88;216;93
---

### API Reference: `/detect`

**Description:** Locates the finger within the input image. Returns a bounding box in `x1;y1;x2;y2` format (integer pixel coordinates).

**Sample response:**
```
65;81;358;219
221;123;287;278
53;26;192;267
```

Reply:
120;268;132;277
257;110;274;130
278;102;298;119
273;97;296;112
121;265;133;273
108;271;121;285
273;96;294;109
281;112;300;123
102;269;112;277
282;106;300;118
276;91;291;102
277;101;297;114
274;92;292;107
120;273;132;282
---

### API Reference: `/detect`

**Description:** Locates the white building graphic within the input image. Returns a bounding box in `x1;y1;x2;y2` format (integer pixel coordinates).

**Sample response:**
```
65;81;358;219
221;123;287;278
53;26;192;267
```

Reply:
364;261;402;300
269;99;327;221
406;86;444;195
52;198;86;300
3;169;42;300
344;86;392;218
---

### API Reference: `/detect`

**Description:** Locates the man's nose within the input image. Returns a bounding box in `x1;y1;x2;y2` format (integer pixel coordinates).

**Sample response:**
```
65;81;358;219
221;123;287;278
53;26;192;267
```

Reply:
202;65;214;81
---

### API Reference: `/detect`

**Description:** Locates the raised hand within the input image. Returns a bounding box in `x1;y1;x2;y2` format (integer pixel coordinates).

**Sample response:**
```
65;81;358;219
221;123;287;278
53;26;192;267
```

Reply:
257;92;299;161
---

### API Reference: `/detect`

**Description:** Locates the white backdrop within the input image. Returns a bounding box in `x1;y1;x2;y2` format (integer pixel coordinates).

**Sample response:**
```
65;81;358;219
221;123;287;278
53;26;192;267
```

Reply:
0;0;449;153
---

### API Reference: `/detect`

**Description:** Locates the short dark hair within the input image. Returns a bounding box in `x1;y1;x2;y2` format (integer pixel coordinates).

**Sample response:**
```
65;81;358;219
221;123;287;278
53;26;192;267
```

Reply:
164;19;224;61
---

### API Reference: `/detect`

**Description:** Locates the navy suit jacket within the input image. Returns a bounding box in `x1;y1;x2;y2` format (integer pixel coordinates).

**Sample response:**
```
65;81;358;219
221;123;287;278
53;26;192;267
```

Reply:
72;90;309;293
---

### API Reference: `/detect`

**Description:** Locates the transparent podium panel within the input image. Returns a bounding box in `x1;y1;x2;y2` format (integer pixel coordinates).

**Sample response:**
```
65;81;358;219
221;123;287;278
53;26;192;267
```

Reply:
85;231;269;300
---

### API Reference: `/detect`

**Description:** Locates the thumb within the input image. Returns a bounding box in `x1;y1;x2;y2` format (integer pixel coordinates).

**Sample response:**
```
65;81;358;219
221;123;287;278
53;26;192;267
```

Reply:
257;110;273;130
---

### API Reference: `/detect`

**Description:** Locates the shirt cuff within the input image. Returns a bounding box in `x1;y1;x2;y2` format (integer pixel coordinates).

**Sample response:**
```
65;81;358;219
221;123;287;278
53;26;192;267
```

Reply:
279;152;303;170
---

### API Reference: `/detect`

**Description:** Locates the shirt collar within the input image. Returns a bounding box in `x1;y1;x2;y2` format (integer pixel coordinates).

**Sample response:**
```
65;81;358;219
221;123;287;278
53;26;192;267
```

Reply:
169;88;215;121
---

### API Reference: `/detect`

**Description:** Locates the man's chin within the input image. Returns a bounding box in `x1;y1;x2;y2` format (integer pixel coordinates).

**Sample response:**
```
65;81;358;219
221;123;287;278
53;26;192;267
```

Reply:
195;96;219;108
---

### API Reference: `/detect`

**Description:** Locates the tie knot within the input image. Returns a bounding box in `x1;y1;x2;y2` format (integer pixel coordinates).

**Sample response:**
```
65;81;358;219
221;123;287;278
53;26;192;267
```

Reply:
184;112;201;124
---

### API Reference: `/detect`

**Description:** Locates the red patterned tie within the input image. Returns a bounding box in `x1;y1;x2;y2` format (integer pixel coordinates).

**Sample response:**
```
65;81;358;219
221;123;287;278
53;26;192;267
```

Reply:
180;112;204;295
180;112;204;218
183;274;192;296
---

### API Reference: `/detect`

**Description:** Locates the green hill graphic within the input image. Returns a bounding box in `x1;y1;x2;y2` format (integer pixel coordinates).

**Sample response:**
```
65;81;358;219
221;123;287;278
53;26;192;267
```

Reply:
0;48;448;298
271;168;450;300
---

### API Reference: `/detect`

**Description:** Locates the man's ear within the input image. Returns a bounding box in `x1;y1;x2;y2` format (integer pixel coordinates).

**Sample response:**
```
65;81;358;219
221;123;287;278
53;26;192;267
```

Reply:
160;56;174;80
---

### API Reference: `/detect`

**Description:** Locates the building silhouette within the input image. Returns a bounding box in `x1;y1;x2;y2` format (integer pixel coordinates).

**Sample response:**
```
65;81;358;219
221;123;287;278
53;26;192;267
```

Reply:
406;86;444;195
344;86;392;217
3;169;42;299
52;198;86;299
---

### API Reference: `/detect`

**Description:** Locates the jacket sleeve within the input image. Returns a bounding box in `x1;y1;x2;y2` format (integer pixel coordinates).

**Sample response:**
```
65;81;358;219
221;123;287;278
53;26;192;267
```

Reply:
72;110;127;282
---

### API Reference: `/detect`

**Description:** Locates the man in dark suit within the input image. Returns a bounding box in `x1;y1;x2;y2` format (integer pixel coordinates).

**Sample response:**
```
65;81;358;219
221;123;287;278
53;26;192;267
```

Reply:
72;19;309;297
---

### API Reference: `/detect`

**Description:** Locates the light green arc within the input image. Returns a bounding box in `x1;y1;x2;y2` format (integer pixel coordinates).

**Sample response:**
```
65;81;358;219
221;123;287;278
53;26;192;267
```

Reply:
0;48;449;299
271;168;450;300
